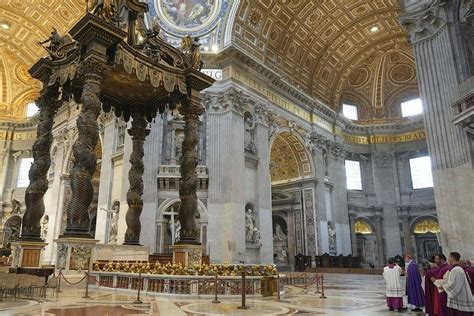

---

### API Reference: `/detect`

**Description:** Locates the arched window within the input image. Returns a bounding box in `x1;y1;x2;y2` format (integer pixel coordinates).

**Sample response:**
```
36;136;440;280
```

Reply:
401;97;423;117
342;103;358;120
26;102;39;117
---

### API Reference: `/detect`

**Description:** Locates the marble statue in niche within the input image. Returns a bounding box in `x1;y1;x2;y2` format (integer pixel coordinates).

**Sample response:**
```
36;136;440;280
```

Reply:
244;112;257;155
108;201;120;244
41;215;49;239
273;223;287;241
322;148;329;176
272;216;289;264
245;206;262;247
174;220;181;242
117;122;126;149
245;208;255;241
328;221;337;254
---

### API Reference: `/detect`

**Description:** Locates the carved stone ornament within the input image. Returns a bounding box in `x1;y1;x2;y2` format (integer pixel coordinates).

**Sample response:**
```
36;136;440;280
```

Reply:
57;244;68;269
70;245;92;270
188;249;202;267
374;152;394;167
400;0;449;43
203;89;248;115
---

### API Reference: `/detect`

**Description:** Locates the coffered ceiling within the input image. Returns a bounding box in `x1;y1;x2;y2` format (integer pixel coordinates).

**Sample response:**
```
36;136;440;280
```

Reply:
233;0;417;121
0;0;86;120
0;0;417;124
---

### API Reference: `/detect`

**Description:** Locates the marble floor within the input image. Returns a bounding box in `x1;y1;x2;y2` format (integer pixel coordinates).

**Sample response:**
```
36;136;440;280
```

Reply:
0;273;427;316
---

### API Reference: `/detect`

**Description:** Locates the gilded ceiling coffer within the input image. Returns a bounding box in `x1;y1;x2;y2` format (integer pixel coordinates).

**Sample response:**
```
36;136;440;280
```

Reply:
22;1;214;245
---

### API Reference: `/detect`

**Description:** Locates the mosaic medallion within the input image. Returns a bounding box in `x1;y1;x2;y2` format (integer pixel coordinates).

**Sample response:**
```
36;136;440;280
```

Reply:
153;0;225;37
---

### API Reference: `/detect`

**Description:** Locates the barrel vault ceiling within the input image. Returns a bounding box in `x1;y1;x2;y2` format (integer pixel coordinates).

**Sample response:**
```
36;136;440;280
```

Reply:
0;0;86;120
0;0;417;123
233;0;418;122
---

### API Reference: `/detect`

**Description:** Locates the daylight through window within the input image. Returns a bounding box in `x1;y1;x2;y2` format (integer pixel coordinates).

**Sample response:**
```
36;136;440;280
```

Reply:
409;156;434;189
342;104;358;120
345;160;362;190
17;157;34;187
401;98;423;117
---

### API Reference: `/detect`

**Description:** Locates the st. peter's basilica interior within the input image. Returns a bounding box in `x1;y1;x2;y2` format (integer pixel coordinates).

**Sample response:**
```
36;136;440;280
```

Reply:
0;0;472;315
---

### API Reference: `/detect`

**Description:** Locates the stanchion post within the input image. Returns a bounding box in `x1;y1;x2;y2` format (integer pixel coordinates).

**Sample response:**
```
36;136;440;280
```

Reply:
237;270;250;310
212;273;220;304
83;268;91;299
57;269;62;294
303;274;307;293
316;273;321;293
134;271;143;304
276;274;281;302
320;274;327;299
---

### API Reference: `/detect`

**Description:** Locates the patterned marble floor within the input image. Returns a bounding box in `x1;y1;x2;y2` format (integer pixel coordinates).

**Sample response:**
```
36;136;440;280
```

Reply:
0;273;427;315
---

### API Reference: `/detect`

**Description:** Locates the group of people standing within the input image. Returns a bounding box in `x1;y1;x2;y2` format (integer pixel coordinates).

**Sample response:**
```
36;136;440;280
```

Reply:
383;252;474;315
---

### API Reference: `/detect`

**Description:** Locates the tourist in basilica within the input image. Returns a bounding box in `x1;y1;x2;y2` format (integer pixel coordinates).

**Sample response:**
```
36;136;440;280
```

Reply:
0;0;473;314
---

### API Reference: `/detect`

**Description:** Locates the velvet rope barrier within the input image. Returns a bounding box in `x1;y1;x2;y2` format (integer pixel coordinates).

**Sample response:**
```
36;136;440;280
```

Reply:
59;272;88;285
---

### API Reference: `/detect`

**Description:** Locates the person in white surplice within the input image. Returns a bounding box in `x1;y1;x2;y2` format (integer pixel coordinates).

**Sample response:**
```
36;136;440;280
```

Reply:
383;258;405;312
434;252;474;316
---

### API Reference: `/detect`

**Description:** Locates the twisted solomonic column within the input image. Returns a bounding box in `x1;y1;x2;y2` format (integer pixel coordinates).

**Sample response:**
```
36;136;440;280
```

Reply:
177;98;204;244
124;114;150;245
63;60;104;238
21;84;61;241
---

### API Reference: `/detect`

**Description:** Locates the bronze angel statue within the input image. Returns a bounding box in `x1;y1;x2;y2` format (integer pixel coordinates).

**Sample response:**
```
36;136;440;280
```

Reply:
180;35;203;71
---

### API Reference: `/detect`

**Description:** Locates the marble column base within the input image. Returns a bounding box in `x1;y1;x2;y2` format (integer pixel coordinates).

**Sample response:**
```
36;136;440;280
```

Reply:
54;238;99;272
10;241;47;268
173;244;202;267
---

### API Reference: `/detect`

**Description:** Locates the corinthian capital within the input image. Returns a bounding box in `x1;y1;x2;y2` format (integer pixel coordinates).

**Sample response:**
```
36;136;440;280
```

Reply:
400;0;449;43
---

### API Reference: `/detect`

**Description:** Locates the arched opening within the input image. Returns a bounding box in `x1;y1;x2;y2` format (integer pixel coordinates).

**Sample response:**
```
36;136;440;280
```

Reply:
2;215;22;253
156;199;208;255
412;217;441;262
270;131;314;269
354;218;378;267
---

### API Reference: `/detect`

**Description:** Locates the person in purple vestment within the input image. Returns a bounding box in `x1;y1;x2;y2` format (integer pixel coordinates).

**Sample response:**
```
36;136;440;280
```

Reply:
437;252;474;316
461;260;474;295
425;259;440;316
405;255;425;312
431;254;452;316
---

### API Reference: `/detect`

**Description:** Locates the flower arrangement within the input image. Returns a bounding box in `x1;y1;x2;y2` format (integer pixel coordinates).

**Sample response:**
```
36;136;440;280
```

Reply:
93;261;278;276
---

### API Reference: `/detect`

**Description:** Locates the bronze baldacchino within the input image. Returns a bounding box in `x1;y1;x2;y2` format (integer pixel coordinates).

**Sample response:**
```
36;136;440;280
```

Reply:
20;0;214;248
